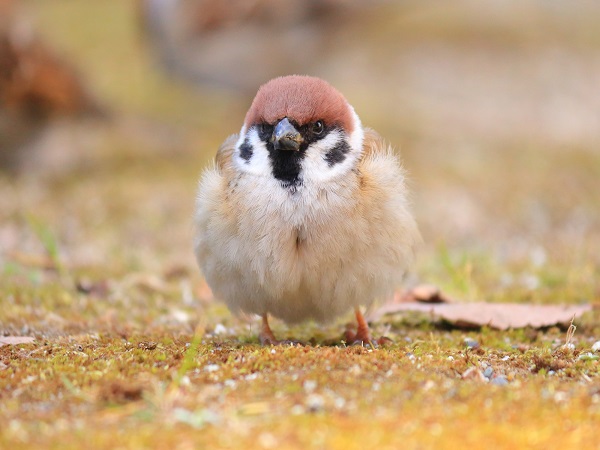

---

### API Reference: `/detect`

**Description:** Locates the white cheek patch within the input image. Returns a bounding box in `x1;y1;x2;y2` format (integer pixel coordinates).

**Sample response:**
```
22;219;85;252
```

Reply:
233;107;365;187
302;108;365;185
233;126;272;177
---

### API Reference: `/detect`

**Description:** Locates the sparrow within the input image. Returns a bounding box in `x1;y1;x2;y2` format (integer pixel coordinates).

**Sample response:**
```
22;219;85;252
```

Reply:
0;0;101;171
139;0;381;92
194;75;419;345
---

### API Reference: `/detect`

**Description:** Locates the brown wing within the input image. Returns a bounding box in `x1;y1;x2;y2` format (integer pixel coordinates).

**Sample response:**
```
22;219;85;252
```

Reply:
215;134;238;172
355;127;401;199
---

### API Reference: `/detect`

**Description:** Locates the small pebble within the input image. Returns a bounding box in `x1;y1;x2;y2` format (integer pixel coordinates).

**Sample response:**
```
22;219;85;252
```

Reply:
554;392;568;403
290;404;304;415
520;274;540;290
423;380;436;391
464;338;479;349
305;394;325;412
490;376;508;386
578;352;599;361
483;367;494;379
592;341;600;352
349;364;362;375
204;364;220;372
334;396;346;410
303;380;317;393
213;324;227;335
258;432;277;449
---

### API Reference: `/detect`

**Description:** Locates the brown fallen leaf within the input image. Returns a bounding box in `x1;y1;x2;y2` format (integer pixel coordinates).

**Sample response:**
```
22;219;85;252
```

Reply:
369;302;592;330
401;284;454;304
137;341;158;350
0;336;35;347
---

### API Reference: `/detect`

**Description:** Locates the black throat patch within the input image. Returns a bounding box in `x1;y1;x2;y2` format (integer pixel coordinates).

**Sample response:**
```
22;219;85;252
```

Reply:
267;144;306;188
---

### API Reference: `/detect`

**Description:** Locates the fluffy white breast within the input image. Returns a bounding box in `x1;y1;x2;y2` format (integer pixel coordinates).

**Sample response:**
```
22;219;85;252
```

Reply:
194;124;419;324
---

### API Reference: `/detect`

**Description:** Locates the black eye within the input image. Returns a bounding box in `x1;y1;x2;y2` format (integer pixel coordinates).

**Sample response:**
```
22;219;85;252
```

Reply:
312;120;324;135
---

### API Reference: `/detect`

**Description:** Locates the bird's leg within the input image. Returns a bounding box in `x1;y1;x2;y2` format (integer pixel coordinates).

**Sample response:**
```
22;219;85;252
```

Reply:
259;314;279;345
345;307;373;345
258;314;304;346
344;308;392;347
354;307;373;343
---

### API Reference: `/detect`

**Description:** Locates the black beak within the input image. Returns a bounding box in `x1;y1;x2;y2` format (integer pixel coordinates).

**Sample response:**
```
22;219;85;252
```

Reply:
272;117;303;151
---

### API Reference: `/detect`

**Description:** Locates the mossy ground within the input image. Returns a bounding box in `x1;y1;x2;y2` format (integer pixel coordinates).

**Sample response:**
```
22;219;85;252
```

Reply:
2;1;600;449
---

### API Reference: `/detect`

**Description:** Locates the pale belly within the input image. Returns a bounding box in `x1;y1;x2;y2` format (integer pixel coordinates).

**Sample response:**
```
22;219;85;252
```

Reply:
195;166;415;324
198;199;403;324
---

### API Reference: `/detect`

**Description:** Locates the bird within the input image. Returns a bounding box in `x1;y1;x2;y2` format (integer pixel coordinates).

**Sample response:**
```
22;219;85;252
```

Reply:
138;0;382;93
0;0;101;171
194;75;419;345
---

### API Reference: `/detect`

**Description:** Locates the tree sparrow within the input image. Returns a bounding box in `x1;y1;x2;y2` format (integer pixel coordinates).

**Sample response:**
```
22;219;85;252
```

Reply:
194;75;419;345
139;0;381;92
0;0;101;171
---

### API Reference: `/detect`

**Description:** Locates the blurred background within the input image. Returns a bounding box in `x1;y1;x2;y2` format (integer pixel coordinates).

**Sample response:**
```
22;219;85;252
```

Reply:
1;0;599;316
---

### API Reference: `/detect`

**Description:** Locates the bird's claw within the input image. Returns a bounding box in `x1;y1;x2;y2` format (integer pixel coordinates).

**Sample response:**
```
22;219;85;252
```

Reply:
344;329;393;348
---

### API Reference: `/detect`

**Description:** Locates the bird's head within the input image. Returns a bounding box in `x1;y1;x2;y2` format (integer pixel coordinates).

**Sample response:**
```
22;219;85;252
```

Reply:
233;75;364;188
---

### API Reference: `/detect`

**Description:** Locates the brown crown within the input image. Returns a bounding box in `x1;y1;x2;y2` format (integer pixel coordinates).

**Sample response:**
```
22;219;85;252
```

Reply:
244;75;354;133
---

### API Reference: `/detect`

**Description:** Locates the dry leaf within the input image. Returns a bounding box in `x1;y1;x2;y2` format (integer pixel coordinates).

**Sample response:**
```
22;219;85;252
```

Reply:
137;341;158;350
0;336;35;347
401;284;454;304
369;302;592;330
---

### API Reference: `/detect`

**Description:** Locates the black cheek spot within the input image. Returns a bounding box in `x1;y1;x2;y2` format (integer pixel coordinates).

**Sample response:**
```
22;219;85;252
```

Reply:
324;140;351;167
239;138;253;162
